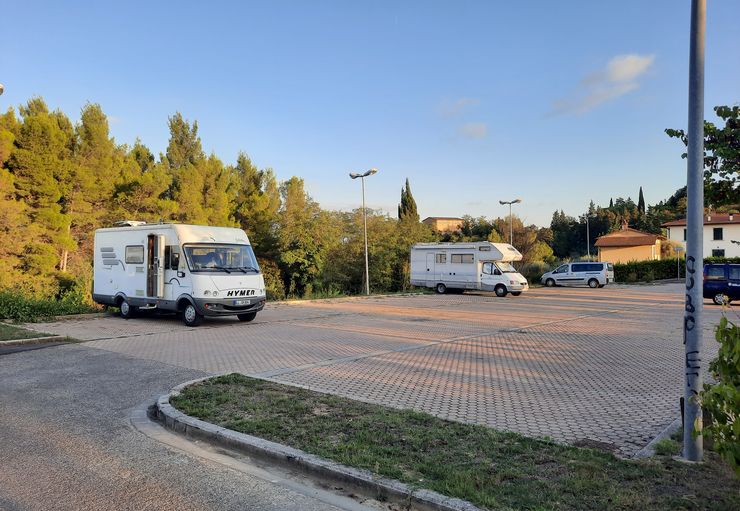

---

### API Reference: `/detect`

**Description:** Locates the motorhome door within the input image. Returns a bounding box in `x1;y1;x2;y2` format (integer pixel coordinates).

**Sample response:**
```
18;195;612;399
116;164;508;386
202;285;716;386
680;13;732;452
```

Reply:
425;253;435;285
147;234;165;298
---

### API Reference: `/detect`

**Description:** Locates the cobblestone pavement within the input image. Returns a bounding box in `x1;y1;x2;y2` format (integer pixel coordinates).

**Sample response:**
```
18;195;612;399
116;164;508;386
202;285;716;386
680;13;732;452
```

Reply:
29;284;732;456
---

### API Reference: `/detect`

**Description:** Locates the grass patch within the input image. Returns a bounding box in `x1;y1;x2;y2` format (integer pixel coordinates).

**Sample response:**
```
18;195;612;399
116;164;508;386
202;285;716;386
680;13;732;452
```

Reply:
172;374;740;511
0;323;49;341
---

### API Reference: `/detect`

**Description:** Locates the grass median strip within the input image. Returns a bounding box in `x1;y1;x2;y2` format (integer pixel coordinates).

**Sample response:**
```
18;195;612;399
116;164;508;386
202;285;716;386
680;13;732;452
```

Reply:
172;373;739;511
0;323;50;342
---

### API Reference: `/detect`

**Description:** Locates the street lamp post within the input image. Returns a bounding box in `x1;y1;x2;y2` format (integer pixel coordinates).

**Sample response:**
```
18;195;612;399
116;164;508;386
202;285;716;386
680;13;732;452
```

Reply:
582;214;595;259
349;168;378;295
499;199;522;245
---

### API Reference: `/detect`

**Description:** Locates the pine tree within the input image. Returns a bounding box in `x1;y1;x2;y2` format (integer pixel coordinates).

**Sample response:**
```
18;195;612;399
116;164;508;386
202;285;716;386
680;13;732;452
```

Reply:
637;186;646;214
233;152;281;254
398;178;419;222
609;198;614;209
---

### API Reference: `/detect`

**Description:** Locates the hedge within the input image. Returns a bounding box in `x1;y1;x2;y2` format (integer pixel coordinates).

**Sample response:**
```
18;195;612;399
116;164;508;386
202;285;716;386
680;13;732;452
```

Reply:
613;257;740;283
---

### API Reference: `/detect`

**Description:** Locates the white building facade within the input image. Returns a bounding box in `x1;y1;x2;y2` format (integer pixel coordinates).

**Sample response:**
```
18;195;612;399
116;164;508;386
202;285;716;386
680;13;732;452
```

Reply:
662;213;740;258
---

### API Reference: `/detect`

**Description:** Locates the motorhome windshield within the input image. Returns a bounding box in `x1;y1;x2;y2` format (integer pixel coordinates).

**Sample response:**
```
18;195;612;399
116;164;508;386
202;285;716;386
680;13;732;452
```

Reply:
495;262;518;273
183;244;260;273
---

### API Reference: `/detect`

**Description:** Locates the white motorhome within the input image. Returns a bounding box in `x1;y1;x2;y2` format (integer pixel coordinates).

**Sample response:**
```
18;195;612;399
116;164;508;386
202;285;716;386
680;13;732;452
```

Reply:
410;242;529;296
93;222;266;326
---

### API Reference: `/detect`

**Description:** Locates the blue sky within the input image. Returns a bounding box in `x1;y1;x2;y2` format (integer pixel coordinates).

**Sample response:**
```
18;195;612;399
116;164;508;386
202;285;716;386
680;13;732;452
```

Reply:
2;1;738;226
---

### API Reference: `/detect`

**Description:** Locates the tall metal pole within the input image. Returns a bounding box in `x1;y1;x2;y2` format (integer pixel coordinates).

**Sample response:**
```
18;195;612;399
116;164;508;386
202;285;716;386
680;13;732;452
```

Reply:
362;176;370;295
683;0;705;462
586;216;591;259
509;203;513;245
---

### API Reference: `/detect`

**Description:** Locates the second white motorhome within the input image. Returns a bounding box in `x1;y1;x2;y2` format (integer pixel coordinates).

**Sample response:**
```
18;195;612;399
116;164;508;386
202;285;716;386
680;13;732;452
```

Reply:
410;242;528;296
93;222;266;326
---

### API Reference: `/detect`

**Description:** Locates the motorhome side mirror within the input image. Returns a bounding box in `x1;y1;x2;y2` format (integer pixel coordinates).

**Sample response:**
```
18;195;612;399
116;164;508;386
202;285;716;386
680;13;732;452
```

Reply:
494;269;502;276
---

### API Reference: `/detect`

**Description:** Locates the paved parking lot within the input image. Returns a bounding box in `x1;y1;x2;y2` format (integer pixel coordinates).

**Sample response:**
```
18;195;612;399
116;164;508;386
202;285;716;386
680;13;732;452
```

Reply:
29;284;729;457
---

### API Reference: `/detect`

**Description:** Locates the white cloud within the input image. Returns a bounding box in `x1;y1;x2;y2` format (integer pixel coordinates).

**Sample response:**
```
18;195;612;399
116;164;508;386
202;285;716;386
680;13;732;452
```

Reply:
549;53;655;116
439;97;480;118
458;122;488;140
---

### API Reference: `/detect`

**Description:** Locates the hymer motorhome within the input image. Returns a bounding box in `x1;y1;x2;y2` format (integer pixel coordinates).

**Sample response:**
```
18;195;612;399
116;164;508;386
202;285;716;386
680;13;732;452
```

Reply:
93;222;266;326
410;242;528;296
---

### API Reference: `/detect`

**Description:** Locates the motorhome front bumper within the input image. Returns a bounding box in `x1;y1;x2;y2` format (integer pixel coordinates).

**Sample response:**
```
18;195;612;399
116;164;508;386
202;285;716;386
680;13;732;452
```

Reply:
194;296;266;316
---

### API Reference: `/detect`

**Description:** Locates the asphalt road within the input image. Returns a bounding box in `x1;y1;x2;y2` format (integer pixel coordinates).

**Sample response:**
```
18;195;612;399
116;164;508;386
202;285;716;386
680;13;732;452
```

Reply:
0;343;377;511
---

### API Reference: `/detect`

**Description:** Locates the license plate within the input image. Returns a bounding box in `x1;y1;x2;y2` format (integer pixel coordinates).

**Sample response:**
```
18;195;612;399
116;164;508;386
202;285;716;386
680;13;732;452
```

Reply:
233;299;250;306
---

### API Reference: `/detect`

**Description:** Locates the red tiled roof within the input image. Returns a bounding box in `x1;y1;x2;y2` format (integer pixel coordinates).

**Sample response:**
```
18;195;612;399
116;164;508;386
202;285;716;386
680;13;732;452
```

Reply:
594;227;660;247
662;214;739;227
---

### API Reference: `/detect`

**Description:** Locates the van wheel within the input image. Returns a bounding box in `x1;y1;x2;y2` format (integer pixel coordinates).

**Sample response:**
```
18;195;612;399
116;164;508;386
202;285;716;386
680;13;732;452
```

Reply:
237;312;257;322
545;278;555;287
713;293;730;306
494;285;508;297
182;303;203;327
588;279;599;289
119;299;136;319
435;283;447;294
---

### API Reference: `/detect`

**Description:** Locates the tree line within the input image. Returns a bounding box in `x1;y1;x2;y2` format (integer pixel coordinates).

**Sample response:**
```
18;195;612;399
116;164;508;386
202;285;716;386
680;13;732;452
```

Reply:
0;98;736;301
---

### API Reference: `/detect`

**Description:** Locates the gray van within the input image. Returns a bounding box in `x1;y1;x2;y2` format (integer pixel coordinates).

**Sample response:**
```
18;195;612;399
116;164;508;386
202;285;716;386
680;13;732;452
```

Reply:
541;262;615;288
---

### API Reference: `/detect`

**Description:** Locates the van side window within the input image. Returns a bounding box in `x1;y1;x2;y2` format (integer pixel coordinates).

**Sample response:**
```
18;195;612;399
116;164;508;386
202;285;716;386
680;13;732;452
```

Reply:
705;266;725;280
572;264;586;272
555;264;568;273
587;263;603;271
729;267;740;280
435;253;446;264
125;245;144;264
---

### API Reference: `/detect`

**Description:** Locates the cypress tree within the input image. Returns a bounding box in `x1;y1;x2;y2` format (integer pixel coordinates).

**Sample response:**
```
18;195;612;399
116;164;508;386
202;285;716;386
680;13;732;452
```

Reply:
637;186;646;214
398;178;419;223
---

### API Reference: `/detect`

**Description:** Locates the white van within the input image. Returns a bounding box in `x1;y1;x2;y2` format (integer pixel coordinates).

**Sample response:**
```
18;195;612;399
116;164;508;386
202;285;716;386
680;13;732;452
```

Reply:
93;222;266;326
540;262;614;288
410;242;529;296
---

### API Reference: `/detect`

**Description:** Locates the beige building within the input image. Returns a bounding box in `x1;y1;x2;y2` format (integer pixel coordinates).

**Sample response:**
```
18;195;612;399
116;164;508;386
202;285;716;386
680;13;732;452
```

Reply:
594;223;663;264
422;217;464;233
662;213;740;258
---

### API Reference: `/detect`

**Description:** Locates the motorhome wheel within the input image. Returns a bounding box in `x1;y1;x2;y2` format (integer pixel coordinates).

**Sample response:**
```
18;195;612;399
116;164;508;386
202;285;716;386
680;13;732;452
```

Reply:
182;303;203;327
119;299;136;319
494;285;507;297
435;283;447;294
237;312;257;322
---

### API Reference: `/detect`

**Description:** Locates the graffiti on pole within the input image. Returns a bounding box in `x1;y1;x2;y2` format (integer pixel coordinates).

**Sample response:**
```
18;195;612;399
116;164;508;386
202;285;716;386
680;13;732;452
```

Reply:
684;255;701;395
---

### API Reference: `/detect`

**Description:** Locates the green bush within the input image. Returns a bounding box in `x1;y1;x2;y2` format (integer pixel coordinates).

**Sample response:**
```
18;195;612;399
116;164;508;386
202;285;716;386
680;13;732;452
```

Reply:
0;290;97;323
519;261;553;285
700;317;740;475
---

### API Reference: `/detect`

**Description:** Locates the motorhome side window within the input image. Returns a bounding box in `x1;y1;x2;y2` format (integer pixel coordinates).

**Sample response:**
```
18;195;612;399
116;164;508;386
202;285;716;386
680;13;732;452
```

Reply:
125;245;144;264
482;262;494;274
451;254;474;264
435;253;446;264
164;246;180;270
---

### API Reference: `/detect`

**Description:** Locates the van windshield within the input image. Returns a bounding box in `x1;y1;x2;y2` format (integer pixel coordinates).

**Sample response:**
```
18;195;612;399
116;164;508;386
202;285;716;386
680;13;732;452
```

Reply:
495;261;518;273
183;244;260;273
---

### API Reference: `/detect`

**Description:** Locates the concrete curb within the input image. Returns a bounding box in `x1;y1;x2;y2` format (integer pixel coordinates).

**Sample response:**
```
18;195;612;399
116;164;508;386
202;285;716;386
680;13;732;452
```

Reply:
156;377;481;511
0;335;69;346
633;416;682;459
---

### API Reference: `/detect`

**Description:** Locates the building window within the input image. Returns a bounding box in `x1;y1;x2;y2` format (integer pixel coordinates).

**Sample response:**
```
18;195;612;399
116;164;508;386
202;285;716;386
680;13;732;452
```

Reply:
712;249;725;258
435;253;446;264
451;254;474;264
713;227;723;240
683;228;687;241
125;245;144;264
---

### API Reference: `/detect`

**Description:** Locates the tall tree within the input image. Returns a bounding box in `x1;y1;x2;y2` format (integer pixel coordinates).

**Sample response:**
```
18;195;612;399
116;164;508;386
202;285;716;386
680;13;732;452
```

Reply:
637;186;646;214
233;152;281;254
165;112;203;170
666;105;739;207
397;178;419;222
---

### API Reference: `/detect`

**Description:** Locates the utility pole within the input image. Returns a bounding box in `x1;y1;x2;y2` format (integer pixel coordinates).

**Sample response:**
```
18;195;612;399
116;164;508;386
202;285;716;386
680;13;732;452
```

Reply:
683;0;705;463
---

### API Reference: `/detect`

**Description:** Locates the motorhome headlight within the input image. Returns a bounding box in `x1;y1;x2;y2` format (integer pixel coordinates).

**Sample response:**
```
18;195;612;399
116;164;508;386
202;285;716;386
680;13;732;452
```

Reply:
212;290;218;296
203;290;211;296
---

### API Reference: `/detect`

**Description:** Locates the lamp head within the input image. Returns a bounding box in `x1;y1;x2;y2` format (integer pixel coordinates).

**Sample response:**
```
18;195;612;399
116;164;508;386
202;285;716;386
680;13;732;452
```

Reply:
349;172;362;179
512;199;522;204
364;168;378;177
499;200;507;205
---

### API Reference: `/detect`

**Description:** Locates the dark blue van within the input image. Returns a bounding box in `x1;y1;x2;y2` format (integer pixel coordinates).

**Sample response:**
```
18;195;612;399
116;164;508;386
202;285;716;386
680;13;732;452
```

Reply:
703;263;740;305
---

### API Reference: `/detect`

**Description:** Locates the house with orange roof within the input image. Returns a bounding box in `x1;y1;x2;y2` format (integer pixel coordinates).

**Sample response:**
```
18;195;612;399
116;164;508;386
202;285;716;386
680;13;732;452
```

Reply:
594;221;663;264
